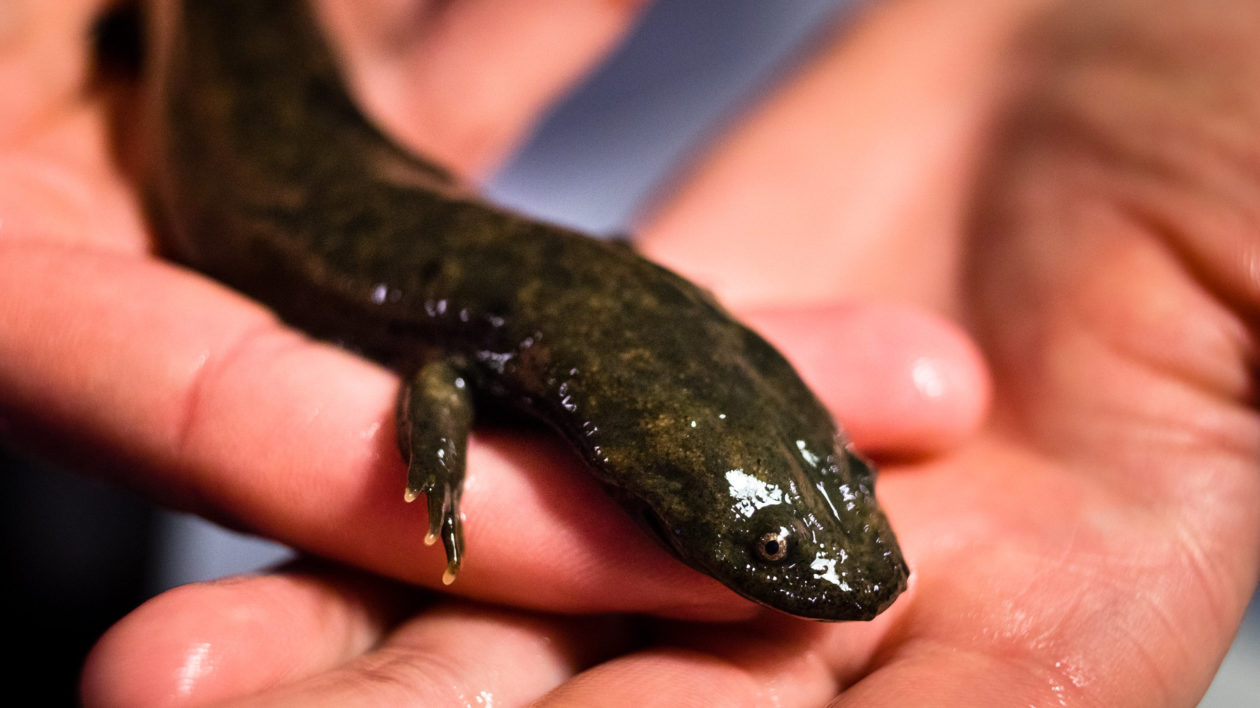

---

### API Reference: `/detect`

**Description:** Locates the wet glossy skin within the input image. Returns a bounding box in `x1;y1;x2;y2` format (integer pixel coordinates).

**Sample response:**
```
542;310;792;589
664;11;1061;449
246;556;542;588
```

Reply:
144;0;908;620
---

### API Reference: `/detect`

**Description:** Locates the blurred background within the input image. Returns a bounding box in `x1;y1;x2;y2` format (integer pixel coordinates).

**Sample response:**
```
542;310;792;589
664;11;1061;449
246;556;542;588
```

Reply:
3;0;1254;705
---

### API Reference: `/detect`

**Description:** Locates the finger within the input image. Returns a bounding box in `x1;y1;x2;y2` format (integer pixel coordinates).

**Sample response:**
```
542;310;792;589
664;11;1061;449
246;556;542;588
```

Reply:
636;0;1051;310
743;302;989;456
0;102;149;254
314;0;649;177
224;603;627;707
0;244;982;617
0;1;148;256
828;647;1070;708
82;563;627;708
539;619;844;708
0;241;740;617
0;0;108;138
81;563;414;708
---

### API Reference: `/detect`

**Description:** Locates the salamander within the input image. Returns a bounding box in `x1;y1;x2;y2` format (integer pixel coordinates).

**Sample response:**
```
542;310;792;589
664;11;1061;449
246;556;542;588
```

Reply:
142;0;908;621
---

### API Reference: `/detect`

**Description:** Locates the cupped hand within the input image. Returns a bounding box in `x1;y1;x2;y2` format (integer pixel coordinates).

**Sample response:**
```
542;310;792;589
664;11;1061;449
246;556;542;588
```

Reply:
3;0;982;702
643;0;1260;705
0;0;1253;706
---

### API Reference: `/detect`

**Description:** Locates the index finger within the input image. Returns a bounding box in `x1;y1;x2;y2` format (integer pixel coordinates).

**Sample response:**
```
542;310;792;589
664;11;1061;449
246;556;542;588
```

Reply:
0;243;985;617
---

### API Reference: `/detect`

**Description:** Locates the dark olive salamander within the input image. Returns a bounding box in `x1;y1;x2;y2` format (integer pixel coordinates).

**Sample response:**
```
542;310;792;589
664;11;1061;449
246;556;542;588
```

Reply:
144;0;908;620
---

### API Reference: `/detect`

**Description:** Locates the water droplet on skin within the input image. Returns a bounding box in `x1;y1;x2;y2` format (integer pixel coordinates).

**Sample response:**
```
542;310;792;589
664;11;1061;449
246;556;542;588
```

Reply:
911;357;946;400
174;642;215;698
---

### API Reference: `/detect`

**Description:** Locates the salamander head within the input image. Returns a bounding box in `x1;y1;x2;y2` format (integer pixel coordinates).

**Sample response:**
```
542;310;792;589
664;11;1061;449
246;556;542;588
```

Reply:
641;444;908;621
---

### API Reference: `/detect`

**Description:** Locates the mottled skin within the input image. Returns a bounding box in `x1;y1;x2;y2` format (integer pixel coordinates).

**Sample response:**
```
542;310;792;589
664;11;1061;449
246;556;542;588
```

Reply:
145;0;908;620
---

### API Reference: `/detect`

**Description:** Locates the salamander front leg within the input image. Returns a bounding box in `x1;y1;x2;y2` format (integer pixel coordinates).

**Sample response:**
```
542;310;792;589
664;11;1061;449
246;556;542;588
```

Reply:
396;360;472;585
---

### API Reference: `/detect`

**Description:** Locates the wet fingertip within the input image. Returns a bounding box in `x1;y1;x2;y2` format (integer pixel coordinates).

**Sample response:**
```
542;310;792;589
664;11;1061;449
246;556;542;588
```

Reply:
80;579;259;708
861;308;991;456
746;302;991;458
838;304;991;457
80;569;414;708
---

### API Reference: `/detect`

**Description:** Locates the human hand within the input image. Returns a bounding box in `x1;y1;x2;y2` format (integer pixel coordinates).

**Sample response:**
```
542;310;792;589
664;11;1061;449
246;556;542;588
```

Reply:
1;1;986;706
10;0;1256;705
644;0;1260;704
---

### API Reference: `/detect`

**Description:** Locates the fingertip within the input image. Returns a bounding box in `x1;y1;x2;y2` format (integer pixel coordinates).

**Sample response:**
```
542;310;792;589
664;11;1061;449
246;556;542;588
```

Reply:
314;0;649;175
744;302;990;457
81;580;246;708
847;304;991;455
80;569;408;708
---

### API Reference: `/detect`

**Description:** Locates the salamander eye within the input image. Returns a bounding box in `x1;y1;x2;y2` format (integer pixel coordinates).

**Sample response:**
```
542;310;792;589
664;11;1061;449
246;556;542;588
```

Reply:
754;527;791;563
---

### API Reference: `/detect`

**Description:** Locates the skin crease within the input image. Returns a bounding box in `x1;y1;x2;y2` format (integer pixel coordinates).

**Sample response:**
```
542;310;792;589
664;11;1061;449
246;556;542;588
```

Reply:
0;0;1252;706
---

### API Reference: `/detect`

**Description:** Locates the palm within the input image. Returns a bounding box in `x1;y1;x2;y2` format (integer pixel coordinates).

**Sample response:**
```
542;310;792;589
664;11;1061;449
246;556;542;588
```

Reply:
592;0;1260;701
638;1;1259;704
